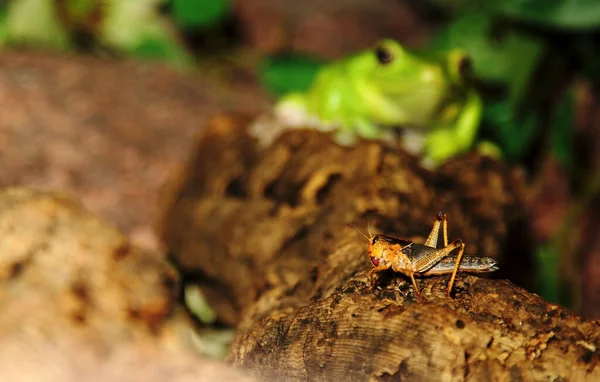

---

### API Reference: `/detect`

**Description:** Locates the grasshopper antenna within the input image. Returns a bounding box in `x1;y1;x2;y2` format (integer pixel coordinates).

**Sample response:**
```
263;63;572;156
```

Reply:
347;224;371;241
367;217;373;238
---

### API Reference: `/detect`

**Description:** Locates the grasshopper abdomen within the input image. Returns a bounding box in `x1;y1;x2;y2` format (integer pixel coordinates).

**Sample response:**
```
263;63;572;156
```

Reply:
422;255;498;276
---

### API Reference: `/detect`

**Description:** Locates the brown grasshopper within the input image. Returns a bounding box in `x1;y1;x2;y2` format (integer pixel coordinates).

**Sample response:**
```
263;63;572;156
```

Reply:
352;211;498;296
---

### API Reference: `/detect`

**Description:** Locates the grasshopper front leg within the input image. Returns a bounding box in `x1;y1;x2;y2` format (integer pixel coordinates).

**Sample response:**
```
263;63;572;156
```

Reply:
369;265;391;289
409;273;421;297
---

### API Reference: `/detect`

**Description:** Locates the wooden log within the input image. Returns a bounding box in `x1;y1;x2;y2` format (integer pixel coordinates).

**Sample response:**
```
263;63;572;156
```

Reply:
161;116;599;381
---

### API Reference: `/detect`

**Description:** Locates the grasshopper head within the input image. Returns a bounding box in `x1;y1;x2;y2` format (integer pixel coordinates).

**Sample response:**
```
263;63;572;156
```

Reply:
347;224;396;268
368;234;412;268
368;235;386;267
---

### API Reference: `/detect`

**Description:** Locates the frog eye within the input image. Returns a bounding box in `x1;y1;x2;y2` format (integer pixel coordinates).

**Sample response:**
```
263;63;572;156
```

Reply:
375;46;393;65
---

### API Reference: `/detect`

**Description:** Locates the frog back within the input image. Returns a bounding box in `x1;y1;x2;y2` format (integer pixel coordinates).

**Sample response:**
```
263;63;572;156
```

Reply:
304;62;368;124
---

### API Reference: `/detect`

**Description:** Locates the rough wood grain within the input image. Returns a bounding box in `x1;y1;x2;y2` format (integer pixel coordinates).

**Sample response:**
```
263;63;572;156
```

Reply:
161;116;599;381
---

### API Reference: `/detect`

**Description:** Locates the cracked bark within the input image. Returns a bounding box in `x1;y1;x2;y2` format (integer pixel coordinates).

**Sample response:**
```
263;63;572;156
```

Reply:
161;116;600;381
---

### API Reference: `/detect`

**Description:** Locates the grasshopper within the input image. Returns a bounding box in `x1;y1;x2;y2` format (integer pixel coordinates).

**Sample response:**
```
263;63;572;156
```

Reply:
352;211;499;297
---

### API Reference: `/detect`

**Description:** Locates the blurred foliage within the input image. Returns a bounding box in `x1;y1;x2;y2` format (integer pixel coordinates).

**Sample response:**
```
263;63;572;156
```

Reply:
432;13;544;103
171;0;231;29
1;0;71;49
483;100;540;160
259;55;325;96
428;0;600;29
501;1;600;29
0;0;234;68
431;12;547;162
550;89;575;171
537;243;560;304
426;1;598;165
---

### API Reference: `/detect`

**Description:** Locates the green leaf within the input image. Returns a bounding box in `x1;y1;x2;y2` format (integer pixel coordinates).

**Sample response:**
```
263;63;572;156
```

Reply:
433;13;544;105
4;0;71;49
422;0;503;15
99;0;195;68
171;0;230;29
574;36;600;85
536;243;560;304
260;55;325;96
500;0;600;29
66;0;98;19
0;6;9;43
132;36;195;69
484;99;539;160
426;0;600;29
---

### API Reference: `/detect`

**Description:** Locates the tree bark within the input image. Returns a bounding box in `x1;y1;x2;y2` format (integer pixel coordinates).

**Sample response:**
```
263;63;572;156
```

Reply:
161;115;600;381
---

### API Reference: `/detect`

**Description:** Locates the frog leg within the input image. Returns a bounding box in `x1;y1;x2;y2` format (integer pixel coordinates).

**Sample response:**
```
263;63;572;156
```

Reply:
475;140;503;159
274;93;311;126
353;117;386;140
333;115;385;146
424;89;483;164
333;118;361;146
333;128;359;146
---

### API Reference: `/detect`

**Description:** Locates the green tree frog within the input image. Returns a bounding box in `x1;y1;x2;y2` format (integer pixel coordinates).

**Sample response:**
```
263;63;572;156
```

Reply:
274;39;483;165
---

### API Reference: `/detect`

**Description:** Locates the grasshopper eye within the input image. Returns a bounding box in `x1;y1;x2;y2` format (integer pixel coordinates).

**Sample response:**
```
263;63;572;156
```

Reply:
372;236;380;245
371;257;380;266
375;46;393;65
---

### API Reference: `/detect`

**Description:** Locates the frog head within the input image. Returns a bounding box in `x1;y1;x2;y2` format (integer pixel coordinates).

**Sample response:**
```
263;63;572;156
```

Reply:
345;39;473;125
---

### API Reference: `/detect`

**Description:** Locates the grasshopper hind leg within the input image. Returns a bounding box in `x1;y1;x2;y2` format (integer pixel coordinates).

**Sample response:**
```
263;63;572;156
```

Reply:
424;211;448;248
412;239;465;297
447;241;465;297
